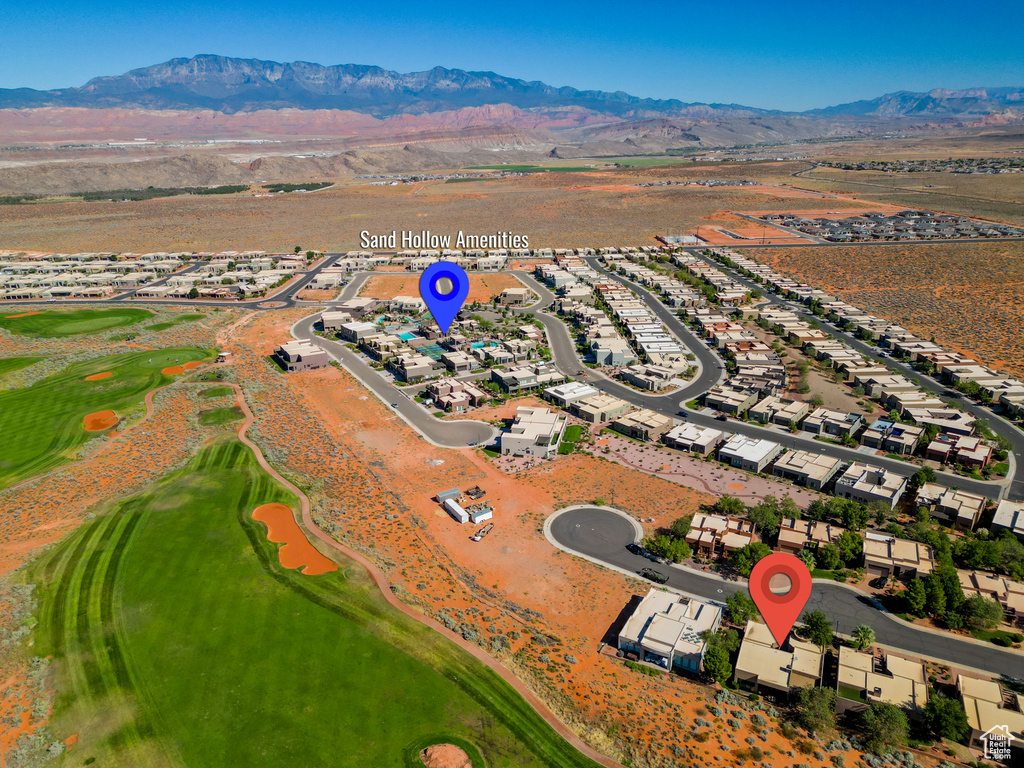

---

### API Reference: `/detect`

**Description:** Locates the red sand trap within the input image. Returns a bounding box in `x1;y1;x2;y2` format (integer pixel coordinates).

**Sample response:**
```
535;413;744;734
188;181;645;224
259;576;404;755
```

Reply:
3;311;41;318
83;410;118;431
84;371;114;381
252;503;338;576
420;744;472;768
161;361;205;375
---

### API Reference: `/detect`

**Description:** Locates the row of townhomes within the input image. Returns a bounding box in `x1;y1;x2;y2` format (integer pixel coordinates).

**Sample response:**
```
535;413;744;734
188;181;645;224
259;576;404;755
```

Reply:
0;250;309;300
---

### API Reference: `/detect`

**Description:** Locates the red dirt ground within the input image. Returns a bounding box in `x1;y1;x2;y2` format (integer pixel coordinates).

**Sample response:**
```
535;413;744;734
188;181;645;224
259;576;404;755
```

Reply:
420;744;472;768
3;311;41;318
252;503;338;576
83;371;113;381
82;410;117;431
160;361;205;375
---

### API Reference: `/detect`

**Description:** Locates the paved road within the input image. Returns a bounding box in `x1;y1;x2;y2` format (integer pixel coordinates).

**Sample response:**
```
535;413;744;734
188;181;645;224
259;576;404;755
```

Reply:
700;253;1022;501
290;284;495;448
550;506;1024;678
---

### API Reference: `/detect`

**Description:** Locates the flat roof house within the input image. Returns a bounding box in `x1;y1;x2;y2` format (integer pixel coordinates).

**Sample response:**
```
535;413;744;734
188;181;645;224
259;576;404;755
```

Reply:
860;419;925;456
992;500;1024;541
620;363;676;391
958;570;1024;626
274;341;329;372
771;450;842;491
663;423;724;456
718;434;782;473
704;384;758;415
617;589;723;673
801;407;864;439
836;646;928;717
570;393;634;423
320;310;353;333
498;287;531;306
499;407;567;459
863;530;934;579
931;488;987;531
543;381;600;407
958;675;1024;756
734;620;824;697
749;396;810;428
611;409;675;442
338;320;379;342
685;514;758;559
834;463;908;509
776;517;847;556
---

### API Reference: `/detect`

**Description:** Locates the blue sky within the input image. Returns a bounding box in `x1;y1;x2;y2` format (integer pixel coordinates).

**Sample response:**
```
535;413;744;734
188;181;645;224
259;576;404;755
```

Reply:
2;1;1022;111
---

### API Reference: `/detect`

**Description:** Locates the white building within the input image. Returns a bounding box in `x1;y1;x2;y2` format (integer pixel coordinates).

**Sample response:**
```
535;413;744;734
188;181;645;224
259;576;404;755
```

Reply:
834;463;908;509
717;434;782;473
617;589;722;673
499;407;567;458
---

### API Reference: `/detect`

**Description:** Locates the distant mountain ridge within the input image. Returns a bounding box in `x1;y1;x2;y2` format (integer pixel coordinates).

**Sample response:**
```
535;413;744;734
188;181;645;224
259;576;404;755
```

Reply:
808;87;1024;118
0;54;766;117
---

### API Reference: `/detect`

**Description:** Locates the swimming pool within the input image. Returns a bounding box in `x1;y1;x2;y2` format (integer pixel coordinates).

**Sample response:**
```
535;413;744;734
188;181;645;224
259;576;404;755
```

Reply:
398;331;418;341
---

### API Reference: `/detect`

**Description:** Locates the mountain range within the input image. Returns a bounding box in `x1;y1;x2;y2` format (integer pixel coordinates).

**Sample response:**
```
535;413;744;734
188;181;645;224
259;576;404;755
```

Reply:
2;54;1022;121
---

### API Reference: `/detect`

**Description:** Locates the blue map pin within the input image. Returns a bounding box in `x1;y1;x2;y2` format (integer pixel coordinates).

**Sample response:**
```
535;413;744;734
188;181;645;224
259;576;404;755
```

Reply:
419;261;469;335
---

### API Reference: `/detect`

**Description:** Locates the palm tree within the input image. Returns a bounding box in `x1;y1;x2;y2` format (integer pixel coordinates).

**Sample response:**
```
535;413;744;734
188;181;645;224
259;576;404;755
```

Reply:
852;624;875;651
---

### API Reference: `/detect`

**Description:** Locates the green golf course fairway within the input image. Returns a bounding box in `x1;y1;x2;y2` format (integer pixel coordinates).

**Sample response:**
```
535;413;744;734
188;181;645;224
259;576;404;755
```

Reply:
0;347;211;488
145;313;206;332
0;307;154;337
0;355;41;377
29;440;601;768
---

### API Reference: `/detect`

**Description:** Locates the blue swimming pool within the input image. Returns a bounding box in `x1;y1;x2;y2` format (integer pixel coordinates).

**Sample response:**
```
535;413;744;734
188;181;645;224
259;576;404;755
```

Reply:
398;331;418;341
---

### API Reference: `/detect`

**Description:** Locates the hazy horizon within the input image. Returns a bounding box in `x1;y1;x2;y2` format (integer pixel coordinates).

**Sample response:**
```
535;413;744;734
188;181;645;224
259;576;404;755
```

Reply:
2;0;1022;111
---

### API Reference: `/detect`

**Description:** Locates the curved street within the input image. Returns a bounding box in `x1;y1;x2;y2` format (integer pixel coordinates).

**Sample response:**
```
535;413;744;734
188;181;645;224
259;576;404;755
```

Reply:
548;506;1024;679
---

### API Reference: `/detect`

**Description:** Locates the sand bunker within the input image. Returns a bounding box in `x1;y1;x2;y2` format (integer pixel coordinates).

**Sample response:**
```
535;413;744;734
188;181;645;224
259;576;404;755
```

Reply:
420;745;472;768
161;361;205;375
3;311;41;318
252;503;338;576
84;371;114;381
83;410;118;431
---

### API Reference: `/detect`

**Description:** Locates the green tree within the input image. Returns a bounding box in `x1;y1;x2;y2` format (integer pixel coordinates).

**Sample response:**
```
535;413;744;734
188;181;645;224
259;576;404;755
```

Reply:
794;687;837;734
836;530;863;566
747;496;782;539
909;466;936;491
961;594;1003;630
798;549;815;571
730;542;771;577
293;245;302;253
780;495;801;521
922;695;970;742
860;702;909;754
839;500;871;531
801;610;834;648
816;544;842;570
725;591;760;626
187;287;199;299
702;643;731;684
924;575;947;618
905;579;927;616
669;515;693;538
851;624;875;651
714;495;747;516
643;535;690;564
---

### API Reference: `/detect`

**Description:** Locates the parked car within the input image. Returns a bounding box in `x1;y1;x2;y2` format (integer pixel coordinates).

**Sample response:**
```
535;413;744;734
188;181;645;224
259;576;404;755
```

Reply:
715;413;728;422
638;567;668;584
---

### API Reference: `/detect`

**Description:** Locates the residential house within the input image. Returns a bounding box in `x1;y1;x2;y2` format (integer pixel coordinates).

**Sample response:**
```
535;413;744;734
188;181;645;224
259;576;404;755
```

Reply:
611;409;675;441
860;419;925;456
834;463;908;509
733;620;824;697
776;518;847;556
931;488;987;530
704;384;758;416
543;381;600;407
662;423;724;456
499;407;567;458
802;408;864;439
718;434;783;473
771;450;843;491
863;530;935;579
748;396;809;428
274;341;329;372
617;589;723;673
570;394;634;423
957;676;1024;756
685;514;758;558
992;500;1024;541
958;570;1024;626
835;647;928;716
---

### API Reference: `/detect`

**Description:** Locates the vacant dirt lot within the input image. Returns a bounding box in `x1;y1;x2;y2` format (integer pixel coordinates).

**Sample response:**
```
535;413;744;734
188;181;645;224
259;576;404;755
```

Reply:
360;272;527;304
0;163;869;253
744;241;1024;378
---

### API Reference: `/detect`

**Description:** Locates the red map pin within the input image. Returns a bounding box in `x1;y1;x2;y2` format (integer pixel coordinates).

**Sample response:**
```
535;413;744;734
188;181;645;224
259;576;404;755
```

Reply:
748;552;813;647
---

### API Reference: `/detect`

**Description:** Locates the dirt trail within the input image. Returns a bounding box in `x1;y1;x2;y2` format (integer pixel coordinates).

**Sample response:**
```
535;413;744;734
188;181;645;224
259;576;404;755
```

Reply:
225;381;624;768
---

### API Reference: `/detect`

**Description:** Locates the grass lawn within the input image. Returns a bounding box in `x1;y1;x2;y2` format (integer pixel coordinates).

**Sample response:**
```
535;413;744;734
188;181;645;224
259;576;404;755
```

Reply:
199;385;235;398
837;685;867;703
557;442;575;455
562;425;584;444
970;627;1024;646
26;440;602;767
0;307;154;337
144;313;205;332
0;355;41;377
0;347;212;488
197;405;244;426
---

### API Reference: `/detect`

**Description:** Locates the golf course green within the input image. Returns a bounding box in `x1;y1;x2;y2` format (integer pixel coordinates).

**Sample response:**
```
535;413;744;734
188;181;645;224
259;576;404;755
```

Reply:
0;307;154;337
0;347;211;488
28;440;602;767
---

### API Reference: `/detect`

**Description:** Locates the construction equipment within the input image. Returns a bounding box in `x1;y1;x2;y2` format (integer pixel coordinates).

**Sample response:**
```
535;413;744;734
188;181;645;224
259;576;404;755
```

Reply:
471;522;494;542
